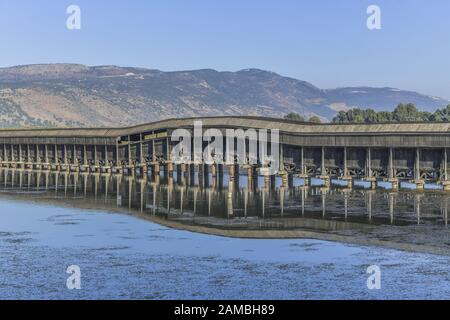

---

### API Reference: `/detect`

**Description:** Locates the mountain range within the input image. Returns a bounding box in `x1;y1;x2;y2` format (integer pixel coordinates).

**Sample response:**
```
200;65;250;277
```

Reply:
0;63;448;128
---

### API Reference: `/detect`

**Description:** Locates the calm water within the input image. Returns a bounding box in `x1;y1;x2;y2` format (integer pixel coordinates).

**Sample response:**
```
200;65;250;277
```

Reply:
0;168;450;299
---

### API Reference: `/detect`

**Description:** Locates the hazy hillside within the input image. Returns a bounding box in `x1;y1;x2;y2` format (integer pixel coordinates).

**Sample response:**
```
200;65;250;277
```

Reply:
0;63;447;128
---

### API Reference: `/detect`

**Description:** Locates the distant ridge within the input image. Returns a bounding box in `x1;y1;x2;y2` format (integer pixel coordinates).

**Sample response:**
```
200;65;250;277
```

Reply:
0;63;448;128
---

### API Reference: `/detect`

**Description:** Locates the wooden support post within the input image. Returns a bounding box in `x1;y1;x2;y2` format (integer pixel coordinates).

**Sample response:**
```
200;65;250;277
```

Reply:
54;144;58;168
279;143;284;172
301;146;305;175
140;134;144;165
415;148;424;189
388;147;394;179
45;144;49;164
73;145;77;165
415;148;420;180
166;136;170;162
343;147;348;177
152;138;156;162
115;140;120;171
442;148;450;191
27;144;30;165
94;145;98;167
104;144;108;168
83;145;87;166
127;135;132;169
36;145;40;164
63;145;67;165
365;147;377;189
321;146;326;176
342;147;352;188
388;147;399;190
319;146;330;187
299;146;309;186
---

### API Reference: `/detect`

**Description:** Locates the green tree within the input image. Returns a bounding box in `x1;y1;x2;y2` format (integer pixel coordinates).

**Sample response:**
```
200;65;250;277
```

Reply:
332;103;435;124
308;116;321;123
392;103;428;122
284;112;305;122
431;105;450;122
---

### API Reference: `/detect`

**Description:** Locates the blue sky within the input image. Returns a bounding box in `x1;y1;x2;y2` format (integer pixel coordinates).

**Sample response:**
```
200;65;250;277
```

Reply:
0;0;449;98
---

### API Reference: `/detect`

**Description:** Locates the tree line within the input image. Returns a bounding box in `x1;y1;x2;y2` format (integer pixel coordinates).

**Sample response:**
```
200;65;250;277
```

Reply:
283;112;322;123
332;103;450;123
284;103;450;124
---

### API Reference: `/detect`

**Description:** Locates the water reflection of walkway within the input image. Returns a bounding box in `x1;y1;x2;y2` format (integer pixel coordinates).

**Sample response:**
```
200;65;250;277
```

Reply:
0;168;449;230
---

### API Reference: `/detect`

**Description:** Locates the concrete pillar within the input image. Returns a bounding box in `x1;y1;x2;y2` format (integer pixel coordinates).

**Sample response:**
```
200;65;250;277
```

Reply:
264;174;270;189
142;163;148;176
281;171;288;188
342;176;352;188
154;162;160;176
229;164;235;180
